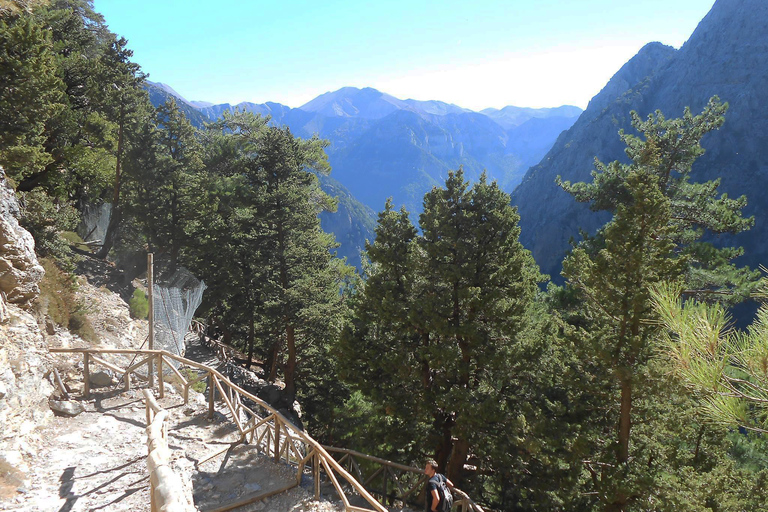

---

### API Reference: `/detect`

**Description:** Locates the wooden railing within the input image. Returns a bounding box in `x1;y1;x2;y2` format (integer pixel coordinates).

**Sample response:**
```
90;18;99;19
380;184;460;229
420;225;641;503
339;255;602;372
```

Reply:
143;389;195;512
51;348;388;512
50;347;484;512
324;447;484;512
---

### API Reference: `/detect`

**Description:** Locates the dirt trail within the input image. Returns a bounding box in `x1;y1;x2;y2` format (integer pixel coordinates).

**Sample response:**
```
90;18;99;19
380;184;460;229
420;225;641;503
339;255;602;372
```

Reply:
4;369;346;511
1;265;346;511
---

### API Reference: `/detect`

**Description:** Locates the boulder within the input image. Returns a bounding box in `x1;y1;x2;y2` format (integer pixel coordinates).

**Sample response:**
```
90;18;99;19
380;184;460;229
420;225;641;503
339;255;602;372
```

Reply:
89;370;114;388
49;399;85;417
0;167;44;305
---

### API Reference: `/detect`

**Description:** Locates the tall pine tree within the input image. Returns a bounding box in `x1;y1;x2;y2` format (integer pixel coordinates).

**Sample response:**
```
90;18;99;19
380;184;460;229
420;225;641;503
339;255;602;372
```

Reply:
558;97;758;510
342;170;543;486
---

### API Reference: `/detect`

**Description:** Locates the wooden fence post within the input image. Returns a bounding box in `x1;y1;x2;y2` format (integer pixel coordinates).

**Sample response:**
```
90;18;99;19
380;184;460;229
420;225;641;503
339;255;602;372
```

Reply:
158;355;164;399
148;253;154;388
274;417;281;463
83;352;90;399
314;453;320;500
208;372;215;419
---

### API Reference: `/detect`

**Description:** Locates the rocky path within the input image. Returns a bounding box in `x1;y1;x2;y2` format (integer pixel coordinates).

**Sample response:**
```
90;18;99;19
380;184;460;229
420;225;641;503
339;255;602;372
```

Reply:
4;369;346;512
0;265;405;512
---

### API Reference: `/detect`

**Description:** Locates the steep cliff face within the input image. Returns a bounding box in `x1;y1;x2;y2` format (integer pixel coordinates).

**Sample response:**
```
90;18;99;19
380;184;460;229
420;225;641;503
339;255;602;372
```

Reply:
0;167;44;304
0;307;54;450
0;168;53;481
512;0;768;280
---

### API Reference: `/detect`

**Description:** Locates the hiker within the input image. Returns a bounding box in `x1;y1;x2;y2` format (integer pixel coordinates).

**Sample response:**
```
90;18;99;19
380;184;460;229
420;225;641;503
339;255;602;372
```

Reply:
424;459;453;512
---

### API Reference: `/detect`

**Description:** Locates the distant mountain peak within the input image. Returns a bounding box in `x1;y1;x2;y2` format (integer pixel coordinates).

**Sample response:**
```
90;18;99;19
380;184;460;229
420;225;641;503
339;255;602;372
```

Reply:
481;105;583;130
298;87;405;119
583;41;676;115
146;80;193;106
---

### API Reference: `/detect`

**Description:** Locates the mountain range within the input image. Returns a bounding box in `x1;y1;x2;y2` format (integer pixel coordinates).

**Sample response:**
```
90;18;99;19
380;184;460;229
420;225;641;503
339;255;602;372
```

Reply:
146;82;582;267
511;0;768;283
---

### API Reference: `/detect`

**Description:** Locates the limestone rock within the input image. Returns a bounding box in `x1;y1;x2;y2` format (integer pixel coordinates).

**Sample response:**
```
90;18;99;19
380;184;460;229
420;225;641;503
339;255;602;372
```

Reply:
0;306;54;447
49;399;85;417
89;370;114;388
0;167;44;305
0;291;8;324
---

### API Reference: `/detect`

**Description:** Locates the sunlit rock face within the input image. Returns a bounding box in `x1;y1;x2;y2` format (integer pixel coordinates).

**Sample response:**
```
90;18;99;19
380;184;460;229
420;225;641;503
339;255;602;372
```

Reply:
0;167;44;304
512;0;768;281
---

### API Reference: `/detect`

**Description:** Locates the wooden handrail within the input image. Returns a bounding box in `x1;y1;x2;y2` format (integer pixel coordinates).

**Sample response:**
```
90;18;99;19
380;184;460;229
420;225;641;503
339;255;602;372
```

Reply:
51;348;389;512
51;347;486;512
323;446;424;473
142;389;194;512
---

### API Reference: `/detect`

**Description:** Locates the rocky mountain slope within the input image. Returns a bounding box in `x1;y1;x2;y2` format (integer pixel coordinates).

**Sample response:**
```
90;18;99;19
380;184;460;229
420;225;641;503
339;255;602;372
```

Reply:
0;166;49;464
0;169;346;510
145;82;581;266
511;0;768;281
150;83;582;211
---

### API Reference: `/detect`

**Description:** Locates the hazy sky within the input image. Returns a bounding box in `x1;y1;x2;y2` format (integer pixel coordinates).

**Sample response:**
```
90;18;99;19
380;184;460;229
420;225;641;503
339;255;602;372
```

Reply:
94;0;716;110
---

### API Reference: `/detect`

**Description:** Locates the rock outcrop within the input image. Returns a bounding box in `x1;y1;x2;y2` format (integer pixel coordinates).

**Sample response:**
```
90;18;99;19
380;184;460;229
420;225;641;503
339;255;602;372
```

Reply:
512;0;768;281
0;167;44;304
0;167;52;495
0;306;54;451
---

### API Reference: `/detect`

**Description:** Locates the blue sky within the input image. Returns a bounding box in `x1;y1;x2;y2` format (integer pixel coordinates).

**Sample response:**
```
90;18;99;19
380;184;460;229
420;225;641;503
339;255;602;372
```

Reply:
94;0;716;110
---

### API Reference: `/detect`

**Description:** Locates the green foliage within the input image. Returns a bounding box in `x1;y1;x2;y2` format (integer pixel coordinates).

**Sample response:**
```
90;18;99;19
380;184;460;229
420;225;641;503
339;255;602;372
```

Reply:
0;12;64;181
177;368;207;393
122;99;206;269
340;169;555;507
654;278;768;434
59;230;89;252
559;96;759;305
36;256;96;341
68;306;96;342
37;256;76;327
556;98;760;509
183;110;352;424
128;288;148;319
18;188;79;268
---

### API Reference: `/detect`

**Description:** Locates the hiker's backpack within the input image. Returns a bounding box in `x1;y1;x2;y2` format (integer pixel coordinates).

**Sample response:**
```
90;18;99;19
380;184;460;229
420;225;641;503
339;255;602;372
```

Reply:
436;475;453;512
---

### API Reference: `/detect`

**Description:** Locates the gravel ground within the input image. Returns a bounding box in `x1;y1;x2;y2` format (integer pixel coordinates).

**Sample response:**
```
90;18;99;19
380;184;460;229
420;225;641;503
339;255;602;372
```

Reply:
1;271;347;511
0;264;427;512
3;383;348;512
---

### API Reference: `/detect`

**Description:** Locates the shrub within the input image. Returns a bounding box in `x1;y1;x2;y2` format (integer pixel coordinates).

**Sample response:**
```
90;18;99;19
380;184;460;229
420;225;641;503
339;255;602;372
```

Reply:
36;257;76;327
18;190;79;269
60;231;90;252
36;257;97;342
129;288;149;319
69;309;96;342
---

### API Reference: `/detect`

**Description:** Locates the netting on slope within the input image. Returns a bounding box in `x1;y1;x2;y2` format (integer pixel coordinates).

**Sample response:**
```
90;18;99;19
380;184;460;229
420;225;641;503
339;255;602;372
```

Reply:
153;267;206;367
79;202;111;243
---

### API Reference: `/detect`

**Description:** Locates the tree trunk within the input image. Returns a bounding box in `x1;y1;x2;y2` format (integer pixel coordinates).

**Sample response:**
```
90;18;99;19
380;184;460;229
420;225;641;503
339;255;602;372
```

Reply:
434;414;454;475
447;436;469;486
268;341;280;382
618;375;632;464
247;309;255;369
284;324;297;404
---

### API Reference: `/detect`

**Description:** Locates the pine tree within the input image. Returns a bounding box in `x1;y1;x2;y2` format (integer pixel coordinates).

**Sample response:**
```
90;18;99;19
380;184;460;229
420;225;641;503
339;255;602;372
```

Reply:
141;99;205;270
0;13;64;182
654;279;768;434
342;170;543;486
193;110;351;410
558;97;758;510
